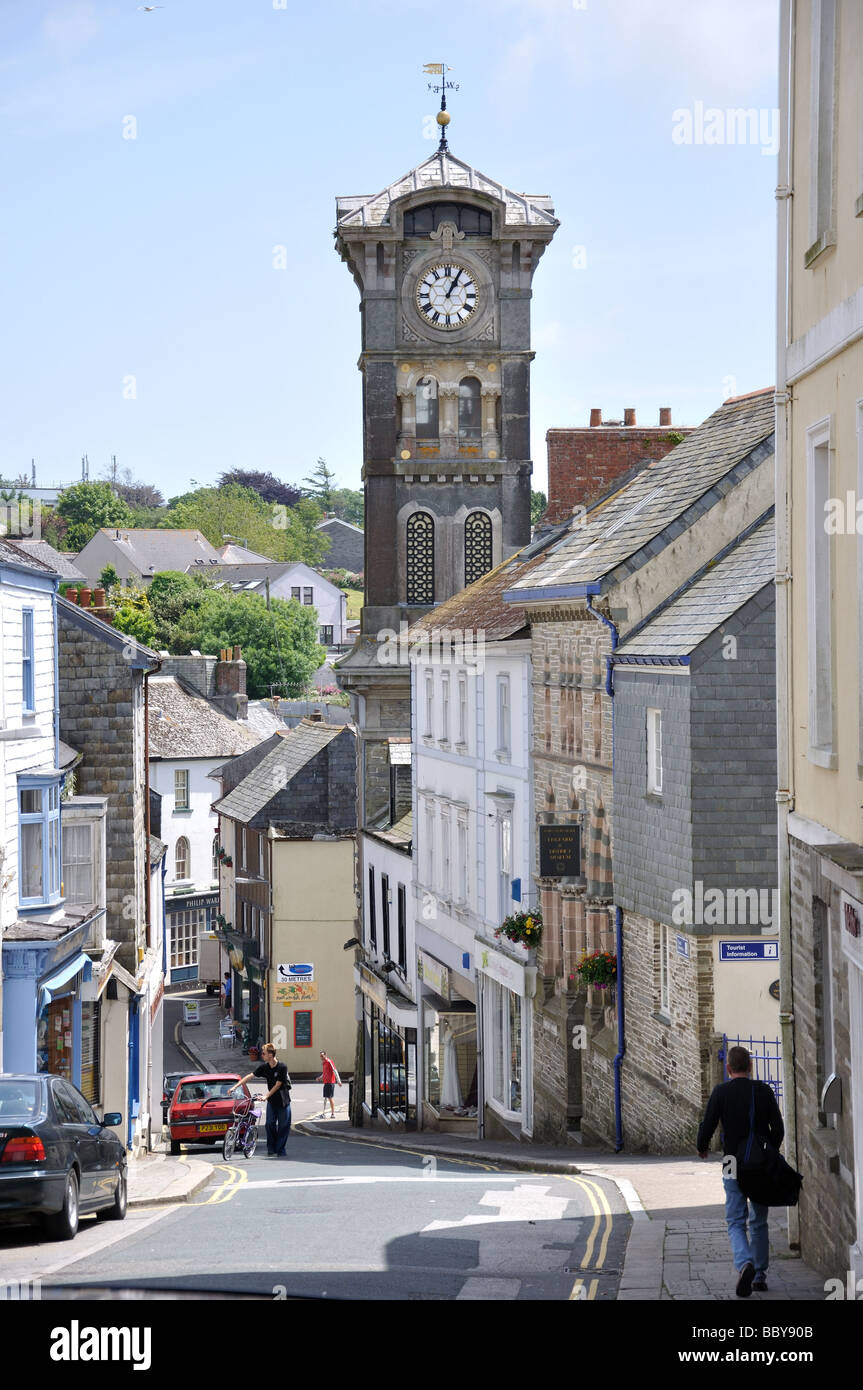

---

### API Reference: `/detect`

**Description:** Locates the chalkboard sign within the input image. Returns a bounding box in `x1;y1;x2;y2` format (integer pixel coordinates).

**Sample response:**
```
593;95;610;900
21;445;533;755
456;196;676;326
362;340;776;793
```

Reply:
539;824;581;878
294;1010;313;1048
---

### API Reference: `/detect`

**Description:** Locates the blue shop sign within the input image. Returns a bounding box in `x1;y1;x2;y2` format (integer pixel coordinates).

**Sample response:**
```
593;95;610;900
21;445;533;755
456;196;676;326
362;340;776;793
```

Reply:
719;941;779;962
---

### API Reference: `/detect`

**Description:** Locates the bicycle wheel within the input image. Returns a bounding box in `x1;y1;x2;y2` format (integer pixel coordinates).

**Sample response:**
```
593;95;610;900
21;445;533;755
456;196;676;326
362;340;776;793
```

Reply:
242;1123;258;1159
222;1125;237;1161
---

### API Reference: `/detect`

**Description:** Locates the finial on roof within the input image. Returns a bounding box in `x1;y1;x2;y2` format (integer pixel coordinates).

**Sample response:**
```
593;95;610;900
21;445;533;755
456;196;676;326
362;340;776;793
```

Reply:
424;62;459;152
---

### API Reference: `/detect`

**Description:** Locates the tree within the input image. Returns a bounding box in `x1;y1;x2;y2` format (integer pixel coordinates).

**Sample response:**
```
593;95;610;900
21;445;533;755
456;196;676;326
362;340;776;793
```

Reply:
328;487;364;527
164;589;324;698
530;490;548;527
273;496;331;566
38;507;69;551
301;457;338;511
98;563;120;590
161;485;330;568
110;582;156;647
56;482;134;552
147;570;217;649
217;469;301;509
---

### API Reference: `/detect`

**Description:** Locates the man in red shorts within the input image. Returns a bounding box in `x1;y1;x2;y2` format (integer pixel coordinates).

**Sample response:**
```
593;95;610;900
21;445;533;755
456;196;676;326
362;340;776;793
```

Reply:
316;1050;341;1118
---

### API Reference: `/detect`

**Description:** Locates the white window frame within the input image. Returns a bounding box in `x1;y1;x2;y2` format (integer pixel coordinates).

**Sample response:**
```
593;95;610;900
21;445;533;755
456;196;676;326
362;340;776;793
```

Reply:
496;675;511;759
440;808;451;900
174;768;190;811
806;417;836;766
424;672;434;739
457;815;468;906
647;708;663;794
457;672;468;747
440;673;450;744
807;0;837;262
174;836;191;882
62;822;95;906
498;811;512;922
425;801;436;887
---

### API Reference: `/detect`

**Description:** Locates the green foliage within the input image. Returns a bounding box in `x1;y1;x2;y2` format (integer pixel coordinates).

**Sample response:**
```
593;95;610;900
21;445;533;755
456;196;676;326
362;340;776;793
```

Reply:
530;490;548;526
165;589;324;699
160;485;329;567
37;508;69;551
328;487;364;526
111;582;156;647
147;570;216;649
56;482;134;551
301;457;337;510
98;564;120;590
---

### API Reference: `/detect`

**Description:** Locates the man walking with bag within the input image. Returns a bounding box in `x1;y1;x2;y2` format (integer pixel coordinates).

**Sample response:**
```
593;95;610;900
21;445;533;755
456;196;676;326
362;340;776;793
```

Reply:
697;1045;785;1297
232;1042;292;1158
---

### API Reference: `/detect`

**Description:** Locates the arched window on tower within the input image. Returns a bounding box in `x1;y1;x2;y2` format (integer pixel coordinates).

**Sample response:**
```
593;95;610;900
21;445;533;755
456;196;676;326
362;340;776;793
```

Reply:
458;377;482;443
464;510;493;586
406;511;435;605
416;378;439;440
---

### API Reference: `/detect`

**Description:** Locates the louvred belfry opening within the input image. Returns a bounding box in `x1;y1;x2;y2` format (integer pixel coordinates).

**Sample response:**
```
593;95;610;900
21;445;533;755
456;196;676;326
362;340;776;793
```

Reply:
464;510;493;586
406;511;434;604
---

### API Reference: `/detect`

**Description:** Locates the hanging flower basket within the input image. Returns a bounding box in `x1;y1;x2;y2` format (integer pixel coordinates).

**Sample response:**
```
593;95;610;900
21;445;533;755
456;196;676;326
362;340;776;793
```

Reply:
572;951;617;990
495;909;542;949
223;856;233;868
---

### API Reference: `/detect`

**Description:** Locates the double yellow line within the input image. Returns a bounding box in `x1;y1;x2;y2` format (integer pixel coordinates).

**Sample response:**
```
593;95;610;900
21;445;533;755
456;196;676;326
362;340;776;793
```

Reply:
195;1163;247;1205
566;1174;613;1301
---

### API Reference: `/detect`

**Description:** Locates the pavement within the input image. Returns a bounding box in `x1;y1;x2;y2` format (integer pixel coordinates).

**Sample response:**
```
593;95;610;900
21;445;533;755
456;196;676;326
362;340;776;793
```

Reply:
127;990;826;1301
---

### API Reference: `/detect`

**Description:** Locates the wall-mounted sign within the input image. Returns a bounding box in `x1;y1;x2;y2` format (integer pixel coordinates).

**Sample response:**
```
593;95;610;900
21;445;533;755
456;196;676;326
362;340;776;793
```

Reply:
294;1010;313;1047
719;941;779;962
676;935;690;960
539;824;581;878
277;963;314;983
840;892;863;972
388;741;411;765
358;966;387;1010
274;982;318;1005
478;946;527;996
768;980;781;1001
418;950;450;1001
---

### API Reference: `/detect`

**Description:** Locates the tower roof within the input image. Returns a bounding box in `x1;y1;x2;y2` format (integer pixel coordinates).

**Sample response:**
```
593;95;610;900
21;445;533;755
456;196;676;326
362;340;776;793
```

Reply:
336;148;556;230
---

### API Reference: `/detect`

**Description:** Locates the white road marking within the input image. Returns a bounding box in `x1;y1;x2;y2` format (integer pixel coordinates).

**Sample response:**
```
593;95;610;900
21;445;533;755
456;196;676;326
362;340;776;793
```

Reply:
423;1184;571;1230
241;1174;549;1191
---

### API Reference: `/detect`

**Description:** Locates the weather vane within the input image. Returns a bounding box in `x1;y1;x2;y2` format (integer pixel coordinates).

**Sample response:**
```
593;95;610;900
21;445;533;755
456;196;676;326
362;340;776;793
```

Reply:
423;63;458;151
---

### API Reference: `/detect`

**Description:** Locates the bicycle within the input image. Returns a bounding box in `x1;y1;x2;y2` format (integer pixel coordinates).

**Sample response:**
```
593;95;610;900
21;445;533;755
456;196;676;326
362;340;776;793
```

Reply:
222;1093;261;1160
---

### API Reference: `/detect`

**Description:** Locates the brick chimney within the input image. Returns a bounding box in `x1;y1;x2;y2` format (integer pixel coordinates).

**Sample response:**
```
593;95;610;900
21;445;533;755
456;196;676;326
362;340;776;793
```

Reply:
589;408;602;428
659;407;672;426
624;407;636;427
214;645;248;721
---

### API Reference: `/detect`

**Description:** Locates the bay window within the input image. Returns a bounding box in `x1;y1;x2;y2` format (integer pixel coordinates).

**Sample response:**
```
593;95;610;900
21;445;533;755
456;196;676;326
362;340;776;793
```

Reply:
19;777;62;907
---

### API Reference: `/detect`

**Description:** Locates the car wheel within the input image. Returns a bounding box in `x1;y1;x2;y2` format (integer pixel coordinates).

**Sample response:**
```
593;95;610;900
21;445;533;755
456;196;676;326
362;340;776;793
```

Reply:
97;1172;127;1222
170;1139;181;1156
44;1170;79;1241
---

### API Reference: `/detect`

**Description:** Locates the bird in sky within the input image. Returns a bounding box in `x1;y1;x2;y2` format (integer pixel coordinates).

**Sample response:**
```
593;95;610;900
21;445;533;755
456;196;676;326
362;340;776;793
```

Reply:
137;5;164;10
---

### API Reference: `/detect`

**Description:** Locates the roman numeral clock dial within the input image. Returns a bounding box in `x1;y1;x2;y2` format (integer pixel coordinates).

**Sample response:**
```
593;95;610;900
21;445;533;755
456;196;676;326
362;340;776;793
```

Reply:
416;262;479;329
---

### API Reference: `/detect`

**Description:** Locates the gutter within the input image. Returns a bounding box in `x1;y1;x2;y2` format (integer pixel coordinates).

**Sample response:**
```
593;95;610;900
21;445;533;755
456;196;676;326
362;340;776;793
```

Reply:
585;595;625;1150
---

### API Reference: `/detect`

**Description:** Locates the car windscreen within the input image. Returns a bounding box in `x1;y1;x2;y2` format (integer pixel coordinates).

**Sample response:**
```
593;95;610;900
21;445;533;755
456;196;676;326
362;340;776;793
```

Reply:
175;1081;237;1103
0;1080;40;1120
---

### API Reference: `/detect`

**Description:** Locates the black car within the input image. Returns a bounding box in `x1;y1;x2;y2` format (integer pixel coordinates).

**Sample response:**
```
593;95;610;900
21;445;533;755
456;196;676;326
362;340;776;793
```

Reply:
0;1074;126;1240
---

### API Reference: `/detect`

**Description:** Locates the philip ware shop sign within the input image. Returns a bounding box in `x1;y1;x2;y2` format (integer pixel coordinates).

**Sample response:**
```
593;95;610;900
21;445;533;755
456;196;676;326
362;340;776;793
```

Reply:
539;825;581;878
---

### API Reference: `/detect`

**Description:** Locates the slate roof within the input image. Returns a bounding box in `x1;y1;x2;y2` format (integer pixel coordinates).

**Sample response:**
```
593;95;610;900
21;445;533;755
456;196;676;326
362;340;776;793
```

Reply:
5;539;86;581
409;519;572;643
147;676;262;759
93;528;220;575
507;390;775;601
245;699;289;741
212;719;344;824
614;515;775;660
337;149;557;229
316;517;364;536
216;544;275;564
0;538;58;576
367;809;413;849
206;562;298;587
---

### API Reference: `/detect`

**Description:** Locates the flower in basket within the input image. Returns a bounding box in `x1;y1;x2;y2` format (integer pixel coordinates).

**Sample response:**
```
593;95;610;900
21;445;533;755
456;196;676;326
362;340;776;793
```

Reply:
494;909;543;948
574;950;617;989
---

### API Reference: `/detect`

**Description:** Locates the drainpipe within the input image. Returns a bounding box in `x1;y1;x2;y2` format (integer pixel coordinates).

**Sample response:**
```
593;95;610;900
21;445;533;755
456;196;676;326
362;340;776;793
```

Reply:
775;0;799;1249
586;596;624;1149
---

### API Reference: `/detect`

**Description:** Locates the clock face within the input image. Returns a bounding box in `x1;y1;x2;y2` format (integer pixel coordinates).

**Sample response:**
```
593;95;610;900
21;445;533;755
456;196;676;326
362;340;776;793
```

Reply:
415;262;479;329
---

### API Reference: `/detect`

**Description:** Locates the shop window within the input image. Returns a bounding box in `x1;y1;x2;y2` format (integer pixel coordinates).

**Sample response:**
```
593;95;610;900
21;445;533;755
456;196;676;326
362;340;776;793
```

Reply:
18;777;62;907
406;511;435;605
486;978;523;1115
425;1011;478;1119
170;908;202;971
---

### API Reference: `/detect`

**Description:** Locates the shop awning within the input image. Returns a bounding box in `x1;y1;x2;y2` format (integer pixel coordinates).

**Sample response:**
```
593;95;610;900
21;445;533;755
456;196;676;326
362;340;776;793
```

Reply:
39;952;93;1010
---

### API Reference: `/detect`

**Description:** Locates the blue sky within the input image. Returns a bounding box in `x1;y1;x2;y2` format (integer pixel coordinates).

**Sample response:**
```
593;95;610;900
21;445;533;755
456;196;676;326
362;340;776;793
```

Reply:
1;0;779;499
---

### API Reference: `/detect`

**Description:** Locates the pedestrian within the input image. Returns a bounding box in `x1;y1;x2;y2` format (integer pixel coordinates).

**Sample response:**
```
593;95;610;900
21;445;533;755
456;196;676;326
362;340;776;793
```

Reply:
231;1042;291;1157
315;1049;341;1118
222;972;232;1017
696;1044;785;1297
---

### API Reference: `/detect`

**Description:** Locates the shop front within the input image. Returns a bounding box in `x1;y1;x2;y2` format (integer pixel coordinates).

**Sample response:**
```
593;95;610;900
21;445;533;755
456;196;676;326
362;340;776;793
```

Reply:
356;965;417;1129
476;943;535;1141
166;890;219;986
216;930;266;1050
418;950;478;1134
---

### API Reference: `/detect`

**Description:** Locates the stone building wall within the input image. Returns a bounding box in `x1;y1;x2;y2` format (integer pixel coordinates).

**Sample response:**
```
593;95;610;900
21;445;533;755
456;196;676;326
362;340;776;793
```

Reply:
788;835;857;1276
58;614;150;971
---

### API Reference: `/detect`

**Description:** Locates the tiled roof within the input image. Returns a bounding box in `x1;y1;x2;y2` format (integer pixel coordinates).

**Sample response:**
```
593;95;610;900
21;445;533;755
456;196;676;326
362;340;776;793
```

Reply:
368;809;413;849
245;700;289;741
0;538;58;575
409;521;572;642
94;528;220;574
614;516;775;659
507;390;775;599
216;544;275;564
212;719;345;824
337;149;557;229
5;539;86;581
147;677;262;759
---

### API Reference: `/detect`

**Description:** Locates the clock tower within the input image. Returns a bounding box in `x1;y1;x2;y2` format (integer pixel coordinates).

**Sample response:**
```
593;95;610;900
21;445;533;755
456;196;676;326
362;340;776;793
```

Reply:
335;123;557;824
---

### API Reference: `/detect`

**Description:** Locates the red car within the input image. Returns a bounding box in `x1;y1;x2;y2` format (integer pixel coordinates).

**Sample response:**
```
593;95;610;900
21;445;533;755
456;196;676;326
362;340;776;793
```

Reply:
168;1074;251;1155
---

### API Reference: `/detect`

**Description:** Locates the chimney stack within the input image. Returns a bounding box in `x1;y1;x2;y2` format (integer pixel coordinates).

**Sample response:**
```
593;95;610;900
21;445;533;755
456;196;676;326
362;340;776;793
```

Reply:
624;407;636;427
589;408;602;428
214;646;248;721
659;407;672;427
